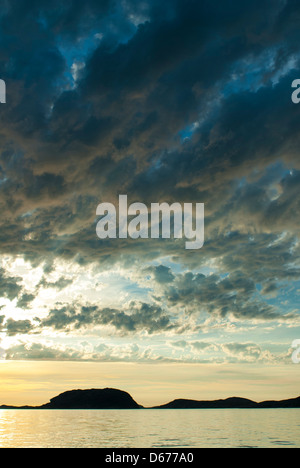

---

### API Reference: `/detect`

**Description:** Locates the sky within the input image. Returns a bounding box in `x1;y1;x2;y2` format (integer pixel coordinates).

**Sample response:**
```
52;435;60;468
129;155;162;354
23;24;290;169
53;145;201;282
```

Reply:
0;0;299;407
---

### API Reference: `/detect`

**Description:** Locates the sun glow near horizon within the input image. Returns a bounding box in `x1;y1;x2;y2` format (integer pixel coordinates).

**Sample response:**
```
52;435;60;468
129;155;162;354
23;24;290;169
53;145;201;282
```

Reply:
0;360;299;408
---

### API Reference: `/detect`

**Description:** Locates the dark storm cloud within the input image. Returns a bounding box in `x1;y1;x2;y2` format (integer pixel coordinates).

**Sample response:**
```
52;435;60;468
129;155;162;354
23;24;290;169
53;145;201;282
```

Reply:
3;299;174;337
0;0;299;336
220;232;299;285
0;268;22;300
0;315;5;328
144;265;175;284
16;293;36;309
157;269;297;321
0;1;298;208
4;318;35;337
37;275;73;291
41;301;175;335
0;0;295;176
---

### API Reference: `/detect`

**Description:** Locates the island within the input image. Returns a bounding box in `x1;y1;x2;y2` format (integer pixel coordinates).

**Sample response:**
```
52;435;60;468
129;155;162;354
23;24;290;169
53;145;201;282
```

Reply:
40;388;142;409
153;395;300;409
0;388;299;409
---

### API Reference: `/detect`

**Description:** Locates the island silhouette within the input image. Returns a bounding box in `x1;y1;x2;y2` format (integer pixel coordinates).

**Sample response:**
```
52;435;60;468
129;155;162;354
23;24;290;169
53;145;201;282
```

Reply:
0;388;300;410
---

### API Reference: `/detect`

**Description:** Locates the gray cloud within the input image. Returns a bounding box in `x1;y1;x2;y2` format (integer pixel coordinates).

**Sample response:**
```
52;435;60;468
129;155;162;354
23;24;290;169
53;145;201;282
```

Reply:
16;293;36;309
0;268;22;301
157;270;291;321
4;337;288;364
5;318;35;337
5;341;85;361
37;275;73;291
41;301;175;335
4;340;179;363
144;265;175;284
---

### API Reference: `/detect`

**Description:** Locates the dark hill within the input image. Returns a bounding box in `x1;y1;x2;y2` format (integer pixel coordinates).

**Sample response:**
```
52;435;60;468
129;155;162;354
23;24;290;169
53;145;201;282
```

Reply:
153;397;259;409
39;388;142;409
153;396;300;409
1;389;300;409
257;396;300;408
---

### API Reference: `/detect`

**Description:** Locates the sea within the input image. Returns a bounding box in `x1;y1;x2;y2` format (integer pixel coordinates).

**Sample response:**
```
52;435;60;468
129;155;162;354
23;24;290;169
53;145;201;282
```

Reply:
0;408;299;448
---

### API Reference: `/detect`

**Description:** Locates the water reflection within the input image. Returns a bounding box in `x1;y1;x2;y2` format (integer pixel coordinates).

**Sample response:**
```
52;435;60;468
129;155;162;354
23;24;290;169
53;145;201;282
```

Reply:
0;409;298;448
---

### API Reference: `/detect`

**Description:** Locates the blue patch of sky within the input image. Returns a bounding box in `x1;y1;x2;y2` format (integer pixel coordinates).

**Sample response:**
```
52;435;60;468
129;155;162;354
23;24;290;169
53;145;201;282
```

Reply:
222;47;299;97
0;176;8;186
177;47;300;145
178;122;199;142
102;271;152;302
19;209;37;219
53;8;149;92
55;33;103;90
256;280;300;317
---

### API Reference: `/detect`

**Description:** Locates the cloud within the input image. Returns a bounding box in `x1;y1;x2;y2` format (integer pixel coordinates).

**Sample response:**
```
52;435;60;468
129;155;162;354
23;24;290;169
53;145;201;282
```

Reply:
4;318;35;337
5;341;85;361
144;265;175;284
220;342;285;364
156;270;294;321
4;339;179;363
16;293;36;309
41;301;175;335
0;268;22;301
37;275;73;291
4;337;288;364
0;315;5;329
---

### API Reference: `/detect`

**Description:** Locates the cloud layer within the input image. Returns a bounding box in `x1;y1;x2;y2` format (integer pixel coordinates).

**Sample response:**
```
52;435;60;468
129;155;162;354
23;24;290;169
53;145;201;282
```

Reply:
0;0;299;364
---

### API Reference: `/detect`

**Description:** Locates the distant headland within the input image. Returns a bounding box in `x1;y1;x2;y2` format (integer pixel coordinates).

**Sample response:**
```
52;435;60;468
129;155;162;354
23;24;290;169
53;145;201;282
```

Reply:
0;388;300;410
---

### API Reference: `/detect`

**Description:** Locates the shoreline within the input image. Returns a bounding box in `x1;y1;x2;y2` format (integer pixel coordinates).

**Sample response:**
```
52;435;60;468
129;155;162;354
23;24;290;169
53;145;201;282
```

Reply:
0;389;299;410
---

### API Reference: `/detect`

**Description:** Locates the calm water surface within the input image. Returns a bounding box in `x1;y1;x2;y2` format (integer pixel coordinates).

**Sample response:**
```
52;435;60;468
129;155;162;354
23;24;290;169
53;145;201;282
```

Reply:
0;409;299;448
